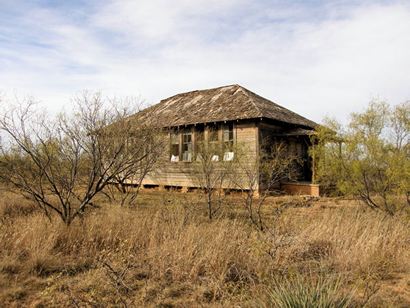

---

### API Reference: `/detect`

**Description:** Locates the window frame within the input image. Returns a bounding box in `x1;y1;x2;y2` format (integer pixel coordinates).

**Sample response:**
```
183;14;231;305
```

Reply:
170;130;180;162
223;123;235;161
182;129;193;162
208;124;219;143
207;123;221;162
223;123;234;151
194;125;205;161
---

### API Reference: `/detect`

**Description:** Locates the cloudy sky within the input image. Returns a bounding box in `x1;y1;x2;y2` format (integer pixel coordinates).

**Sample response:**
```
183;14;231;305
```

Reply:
1;0;409;122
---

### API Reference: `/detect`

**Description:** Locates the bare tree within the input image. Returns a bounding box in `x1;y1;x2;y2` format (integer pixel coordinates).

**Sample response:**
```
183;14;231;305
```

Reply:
104;122;165;206
190;142;235;220
233;141;299;231
0;93;163;225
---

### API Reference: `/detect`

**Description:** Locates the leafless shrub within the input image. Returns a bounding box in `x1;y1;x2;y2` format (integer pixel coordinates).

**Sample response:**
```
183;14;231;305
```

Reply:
190;142;236;219
232;141;299;231
0;93;164;224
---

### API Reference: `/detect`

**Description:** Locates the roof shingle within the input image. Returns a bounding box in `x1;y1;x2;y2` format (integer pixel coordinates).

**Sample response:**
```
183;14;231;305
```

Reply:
131;84;317;129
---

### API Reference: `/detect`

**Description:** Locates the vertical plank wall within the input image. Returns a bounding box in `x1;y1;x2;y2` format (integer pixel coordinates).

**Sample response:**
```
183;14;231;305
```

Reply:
141;121;258;190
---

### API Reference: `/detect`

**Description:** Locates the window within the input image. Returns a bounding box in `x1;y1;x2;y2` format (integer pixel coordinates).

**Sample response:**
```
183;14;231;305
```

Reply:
208;124;219;142
223;123;234;150
208;124;220;161
170;131;179;162
182;131;193;162
195;126;204;161
223;123;234;161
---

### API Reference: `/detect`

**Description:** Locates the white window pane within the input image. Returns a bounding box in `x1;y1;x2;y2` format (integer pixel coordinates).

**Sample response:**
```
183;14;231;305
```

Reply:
224;152;234;161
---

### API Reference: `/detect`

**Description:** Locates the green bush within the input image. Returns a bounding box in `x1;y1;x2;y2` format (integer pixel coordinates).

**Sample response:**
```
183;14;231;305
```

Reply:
311;101;409;215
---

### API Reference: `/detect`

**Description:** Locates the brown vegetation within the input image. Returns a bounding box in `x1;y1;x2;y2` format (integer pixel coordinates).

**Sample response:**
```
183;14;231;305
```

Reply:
0;94;164;225
1;190;409;307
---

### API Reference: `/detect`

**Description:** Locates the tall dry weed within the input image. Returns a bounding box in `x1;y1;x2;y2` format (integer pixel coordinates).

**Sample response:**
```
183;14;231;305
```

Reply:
0;194;409;306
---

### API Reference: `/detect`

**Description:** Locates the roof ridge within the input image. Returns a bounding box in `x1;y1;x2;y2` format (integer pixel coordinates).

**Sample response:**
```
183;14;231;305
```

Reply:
238;86;316;126
160;84;240;102
235;85;262;117
239;86;283;109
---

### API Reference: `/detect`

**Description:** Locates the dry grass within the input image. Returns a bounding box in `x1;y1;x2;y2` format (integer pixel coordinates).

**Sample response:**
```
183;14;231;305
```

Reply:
0;190;409;307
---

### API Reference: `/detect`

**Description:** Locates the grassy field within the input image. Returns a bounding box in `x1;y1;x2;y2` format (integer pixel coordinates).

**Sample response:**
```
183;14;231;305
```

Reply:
0;189;409;307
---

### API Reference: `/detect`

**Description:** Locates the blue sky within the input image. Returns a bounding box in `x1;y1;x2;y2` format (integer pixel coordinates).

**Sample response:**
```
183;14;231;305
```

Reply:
1;0;410;122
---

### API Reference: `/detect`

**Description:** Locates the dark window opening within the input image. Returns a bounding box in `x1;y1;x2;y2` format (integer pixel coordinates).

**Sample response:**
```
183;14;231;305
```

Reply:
223;123;234;161
208;124;219;142
182;131;193;162
195;126;205;161
208;124;220;161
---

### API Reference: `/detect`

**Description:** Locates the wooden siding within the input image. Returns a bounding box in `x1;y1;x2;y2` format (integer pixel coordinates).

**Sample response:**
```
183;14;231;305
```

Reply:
281;182;319;196
135;119;313;194
141;121;258;190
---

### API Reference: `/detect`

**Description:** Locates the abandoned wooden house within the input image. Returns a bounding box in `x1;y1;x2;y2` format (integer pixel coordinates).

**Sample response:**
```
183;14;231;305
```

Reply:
130;84;319;196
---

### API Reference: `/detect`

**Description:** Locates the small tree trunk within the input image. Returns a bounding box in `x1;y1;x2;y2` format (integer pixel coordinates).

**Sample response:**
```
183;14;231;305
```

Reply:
207;190;212;220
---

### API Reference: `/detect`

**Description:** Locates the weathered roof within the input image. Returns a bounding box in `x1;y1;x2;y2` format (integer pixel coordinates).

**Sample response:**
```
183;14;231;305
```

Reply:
279;128;315;136
131;84;317;129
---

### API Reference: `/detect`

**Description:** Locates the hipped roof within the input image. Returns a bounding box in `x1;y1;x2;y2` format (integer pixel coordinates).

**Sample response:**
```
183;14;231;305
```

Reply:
131;84;317;129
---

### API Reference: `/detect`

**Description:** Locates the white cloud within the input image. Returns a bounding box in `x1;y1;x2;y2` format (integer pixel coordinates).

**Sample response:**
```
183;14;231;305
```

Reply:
92;0;245;41
0;1;409;122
